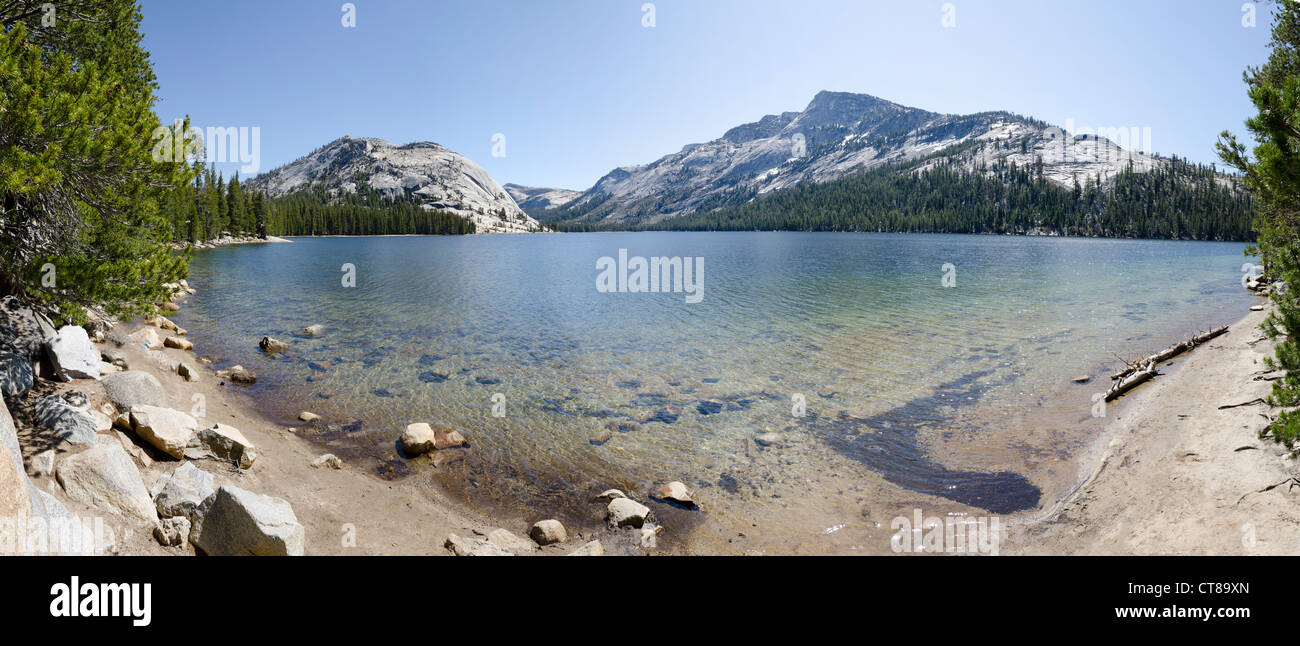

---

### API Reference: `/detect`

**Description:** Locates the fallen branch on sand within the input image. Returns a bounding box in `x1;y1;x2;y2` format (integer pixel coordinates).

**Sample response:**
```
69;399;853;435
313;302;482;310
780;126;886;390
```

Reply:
1235;476;1300;506
1104;325;1229;402
1218;398;1268;410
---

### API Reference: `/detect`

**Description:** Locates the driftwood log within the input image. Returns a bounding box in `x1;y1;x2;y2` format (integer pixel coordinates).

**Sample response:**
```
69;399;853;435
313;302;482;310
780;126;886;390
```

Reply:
1105;324;1229;402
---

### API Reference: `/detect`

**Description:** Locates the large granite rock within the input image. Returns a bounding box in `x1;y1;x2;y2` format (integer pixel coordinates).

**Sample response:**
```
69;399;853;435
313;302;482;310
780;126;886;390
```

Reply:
529;519;568;546
0;351;34;401
34;395;98;446
150;461;214;519
0;295;54;362
102;371;165;410
129;405;199;459
189;486;304;556
45;325;100;380
2;399;115;554
55;438;158;524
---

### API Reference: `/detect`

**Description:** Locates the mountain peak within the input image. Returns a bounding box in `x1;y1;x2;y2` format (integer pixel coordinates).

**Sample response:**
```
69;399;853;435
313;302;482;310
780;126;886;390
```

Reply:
249;137;541;233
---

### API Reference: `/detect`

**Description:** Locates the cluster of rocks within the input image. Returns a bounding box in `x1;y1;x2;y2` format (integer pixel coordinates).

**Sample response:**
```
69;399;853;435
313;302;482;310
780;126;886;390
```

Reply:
1246;274;1282;296
441;481;697;557
0;288;311;556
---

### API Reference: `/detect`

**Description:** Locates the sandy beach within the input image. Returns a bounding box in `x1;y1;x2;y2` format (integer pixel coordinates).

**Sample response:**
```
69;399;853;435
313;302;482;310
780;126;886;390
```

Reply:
1008;305;1300;555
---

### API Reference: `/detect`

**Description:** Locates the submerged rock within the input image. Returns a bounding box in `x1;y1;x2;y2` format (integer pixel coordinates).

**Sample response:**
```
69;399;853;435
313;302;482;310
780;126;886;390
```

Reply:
190;485;305;556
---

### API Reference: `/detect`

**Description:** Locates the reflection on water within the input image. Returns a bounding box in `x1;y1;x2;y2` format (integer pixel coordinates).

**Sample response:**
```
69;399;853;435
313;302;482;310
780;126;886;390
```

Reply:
174;232;1254;553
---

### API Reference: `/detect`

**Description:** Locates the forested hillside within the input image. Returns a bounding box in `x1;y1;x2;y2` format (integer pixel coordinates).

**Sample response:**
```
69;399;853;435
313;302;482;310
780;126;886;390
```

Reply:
557;151;1254;241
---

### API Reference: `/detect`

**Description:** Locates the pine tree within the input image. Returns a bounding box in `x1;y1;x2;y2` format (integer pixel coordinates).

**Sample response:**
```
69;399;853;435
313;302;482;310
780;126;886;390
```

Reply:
0;0;192;324
1218;1;1300;451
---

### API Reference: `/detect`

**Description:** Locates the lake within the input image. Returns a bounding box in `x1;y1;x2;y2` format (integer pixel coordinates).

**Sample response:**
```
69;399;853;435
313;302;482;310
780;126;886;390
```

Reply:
175;232;1255;554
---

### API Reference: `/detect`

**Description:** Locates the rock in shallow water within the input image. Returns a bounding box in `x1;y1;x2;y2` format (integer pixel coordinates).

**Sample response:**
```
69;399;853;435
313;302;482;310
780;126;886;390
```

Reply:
309;453;342;469
259;336;289;354
652;481;697;508
607;497;650;528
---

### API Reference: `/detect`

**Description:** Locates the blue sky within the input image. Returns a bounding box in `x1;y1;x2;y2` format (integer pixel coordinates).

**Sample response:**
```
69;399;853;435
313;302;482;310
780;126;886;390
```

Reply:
141;0;1275;190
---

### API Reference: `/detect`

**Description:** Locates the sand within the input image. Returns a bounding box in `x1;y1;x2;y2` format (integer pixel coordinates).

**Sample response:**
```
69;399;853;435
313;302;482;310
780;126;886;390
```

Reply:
1008;306;1300;555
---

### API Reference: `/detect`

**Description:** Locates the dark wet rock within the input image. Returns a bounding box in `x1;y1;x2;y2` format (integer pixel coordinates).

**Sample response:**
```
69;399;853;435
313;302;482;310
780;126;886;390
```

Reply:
702;377;719;384
474;377;500;385
817;391;836;399
717;473;741;494
307;361;329;373
754;432;782;447
589;429;613;446
417;354;442;366
605;420;639;434
696;399;724;415
645;403;681;424
418;371;449;383
372;388;396;397
258;336;289;354
216;365;257;384
615;380;642;389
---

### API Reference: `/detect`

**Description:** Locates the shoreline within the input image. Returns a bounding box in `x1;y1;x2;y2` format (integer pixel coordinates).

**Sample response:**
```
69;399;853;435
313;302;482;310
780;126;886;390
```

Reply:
1007;303;1300;555
7;270;1289;556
